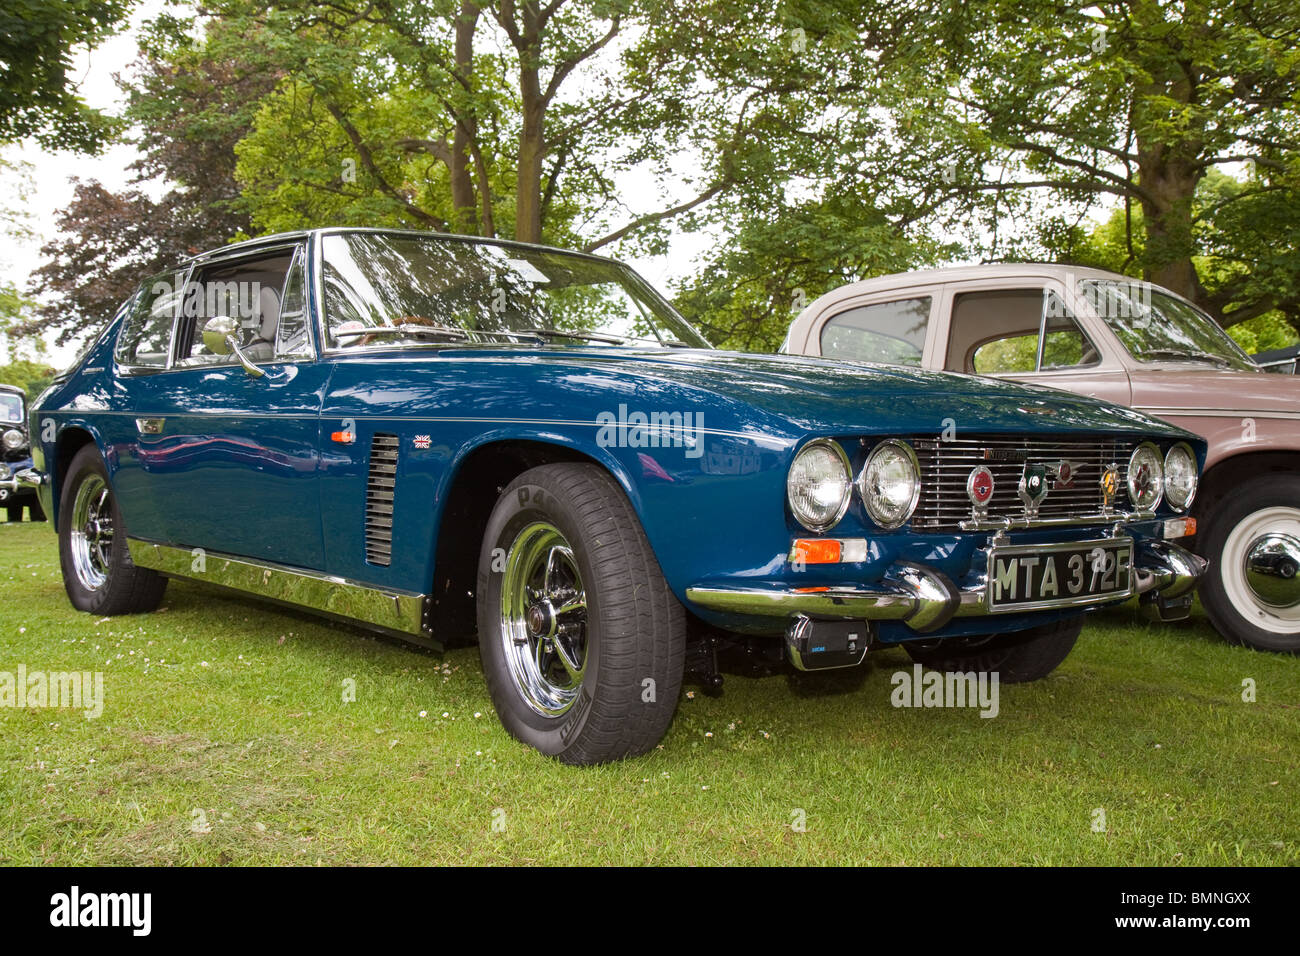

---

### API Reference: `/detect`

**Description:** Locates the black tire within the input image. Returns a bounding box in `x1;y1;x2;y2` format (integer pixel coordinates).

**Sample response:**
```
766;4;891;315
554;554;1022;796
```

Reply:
476;463;686;765
1198;473;1300;654
904;616;1083;683
58;444;167;615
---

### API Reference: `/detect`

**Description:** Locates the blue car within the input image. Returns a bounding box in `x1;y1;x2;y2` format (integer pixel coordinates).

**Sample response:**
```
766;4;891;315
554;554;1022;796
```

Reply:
31;228;1207;763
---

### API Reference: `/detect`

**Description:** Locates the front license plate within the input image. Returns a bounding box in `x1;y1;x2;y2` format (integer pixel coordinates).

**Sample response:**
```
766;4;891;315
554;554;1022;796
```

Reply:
987;537;1134;612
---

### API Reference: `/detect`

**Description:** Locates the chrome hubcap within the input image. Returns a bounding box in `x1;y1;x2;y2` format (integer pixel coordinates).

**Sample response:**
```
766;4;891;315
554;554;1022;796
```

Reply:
499;522;588;717
1244;531;1300;609
70;475;114;591
1223;506;1300;634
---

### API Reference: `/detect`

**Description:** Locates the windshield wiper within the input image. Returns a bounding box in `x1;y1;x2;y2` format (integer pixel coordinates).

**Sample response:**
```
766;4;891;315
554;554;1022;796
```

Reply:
340;323;473;342
513;326;626;345
1142;348;1235;368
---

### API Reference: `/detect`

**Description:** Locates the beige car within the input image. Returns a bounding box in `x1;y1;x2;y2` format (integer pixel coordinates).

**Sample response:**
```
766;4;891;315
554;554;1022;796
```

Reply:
785;264;1300;653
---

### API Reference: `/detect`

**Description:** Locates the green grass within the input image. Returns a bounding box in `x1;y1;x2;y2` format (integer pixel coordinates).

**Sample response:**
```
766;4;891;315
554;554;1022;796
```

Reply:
0;520;1295;865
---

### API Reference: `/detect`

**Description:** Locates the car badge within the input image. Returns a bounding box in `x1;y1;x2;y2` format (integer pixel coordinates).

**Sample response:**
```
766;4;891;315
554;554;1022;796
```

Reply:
1100;464;1120;511
1050;459;1083;490
1018;462;1049;518
413;434;432;450
967;465;995;519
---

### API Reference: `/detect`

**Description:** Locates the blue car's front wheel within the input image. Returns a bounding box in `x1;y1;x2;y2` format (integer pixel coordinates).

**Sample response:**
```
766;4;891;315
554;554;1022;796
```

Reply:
477;463;686;764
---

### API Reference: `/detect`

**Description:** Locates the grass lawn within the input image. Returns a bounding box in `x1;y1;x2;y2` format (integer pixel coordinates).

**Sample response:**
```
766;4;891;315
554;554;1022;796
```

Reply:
0;519;1295;866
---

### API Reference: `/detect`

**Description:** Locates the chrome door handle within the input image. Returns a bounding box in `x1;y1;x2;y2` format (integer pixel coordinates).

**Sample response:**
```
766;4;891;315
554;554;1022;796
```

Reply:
136;418;165;435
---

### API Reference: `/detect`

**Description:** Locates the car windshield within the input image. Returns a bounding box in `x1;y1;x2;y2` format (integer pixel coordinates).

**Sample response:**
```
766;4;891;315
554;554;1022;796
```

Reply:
0;393;23;424
320;232;710;350
1080;279;1256;371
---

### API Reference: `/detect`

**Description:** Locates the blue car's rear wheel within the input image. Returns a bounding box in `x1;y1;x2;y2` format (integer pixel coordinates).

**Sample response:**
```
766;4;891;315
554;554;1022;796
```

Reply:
477;463;686;764
58;445;167;615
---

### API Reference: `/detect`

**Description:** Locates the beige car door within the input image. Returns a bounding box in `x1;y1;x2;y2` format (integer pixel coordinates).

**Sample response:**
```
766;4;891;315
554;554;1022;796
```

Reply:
935;277;1133;405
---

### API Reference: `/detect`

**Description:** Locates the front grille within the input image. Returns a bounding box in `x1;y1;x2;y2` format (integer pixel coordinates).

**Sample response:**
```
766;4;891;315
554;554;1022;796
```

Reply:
911;435;1134;531
365;433;399;565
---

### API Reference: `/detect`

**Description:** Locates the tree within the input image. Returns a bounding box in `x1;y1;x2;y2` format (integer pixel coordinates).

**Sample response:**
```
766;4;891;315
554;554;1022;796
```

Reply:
0;0;135;150
924;0;1300;329
1069;170;1300;350
25;15;285;346
218;0;773;248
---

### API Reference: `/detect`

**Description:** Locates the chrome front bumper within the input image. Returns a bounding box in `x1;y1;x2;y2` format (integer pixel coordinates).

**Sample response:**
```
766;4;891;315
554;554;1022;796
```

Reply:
685;539;1207;633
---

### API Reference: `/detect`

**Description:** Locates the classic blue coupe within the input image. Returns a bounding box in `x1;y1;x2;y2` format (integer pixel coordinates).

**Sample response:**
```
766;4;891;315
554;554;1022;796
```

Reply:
31;228;1207;763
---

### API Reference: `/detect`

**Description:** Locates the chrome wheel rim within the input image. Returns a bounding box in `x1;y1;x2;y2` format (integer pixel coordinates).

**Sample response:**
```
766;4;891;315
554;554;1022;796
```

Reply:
70;474;114;591
499;522;588;717
1223;506;1300;634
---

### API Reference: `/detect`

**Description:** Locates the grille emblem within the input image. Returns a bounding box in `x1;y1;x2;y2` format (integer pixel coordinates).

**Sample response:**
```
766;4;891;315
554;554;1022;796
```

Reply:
1018;463;1049;518
1100;464;1120;511
1050;459;1083;490
967;466;995;519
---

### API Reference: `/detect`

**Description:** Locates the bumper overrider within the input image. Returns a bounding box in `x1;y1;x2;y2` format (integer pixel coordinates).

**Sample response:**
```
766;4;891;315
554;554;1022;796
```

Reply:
686;537;1208;635
0;468;43;502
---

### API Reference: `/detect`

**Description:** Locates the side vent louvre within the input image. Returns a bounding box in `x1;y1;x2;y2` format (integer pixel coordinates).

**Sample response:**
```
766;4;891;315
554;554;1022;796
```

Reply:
365;433;399;566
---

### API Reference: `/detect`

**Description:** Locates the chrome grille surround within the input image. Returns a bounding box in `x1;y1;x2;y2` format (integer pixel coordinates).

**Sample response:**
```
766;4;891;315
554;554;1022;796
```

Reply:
911;435;1136;531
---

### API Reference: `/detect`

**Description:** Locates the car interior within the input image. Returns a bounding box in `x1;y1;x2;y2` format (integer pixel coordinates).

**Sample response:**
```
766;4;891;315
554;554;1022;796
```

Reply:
173;251;295;367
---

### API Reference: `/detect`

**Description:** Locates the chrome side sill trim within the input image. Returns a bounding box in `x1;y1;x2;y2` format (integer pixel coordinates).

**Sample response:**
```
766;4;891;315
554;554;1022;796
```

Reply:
127;539;432;644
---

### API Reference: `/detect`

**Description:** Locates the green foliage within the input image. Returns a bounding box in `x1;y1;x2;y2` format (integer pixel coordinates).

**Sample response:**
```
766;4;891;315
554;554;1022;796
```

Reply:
0;0;135;150
0;358;57;398
1066;169;1300;346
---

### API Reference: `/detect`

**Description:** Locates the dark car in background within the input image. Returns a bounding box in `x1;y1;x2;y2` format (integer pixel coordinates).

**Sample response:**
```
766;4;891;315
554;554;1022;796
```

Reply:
1254;344;1300;374
0;383;45;521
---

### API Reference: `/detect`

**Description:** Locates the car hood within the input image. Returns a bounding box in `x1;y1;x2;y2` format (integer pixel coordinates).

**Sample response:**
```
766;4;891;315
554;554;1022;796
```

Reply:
1128;366;1300;419
487;347;1189;439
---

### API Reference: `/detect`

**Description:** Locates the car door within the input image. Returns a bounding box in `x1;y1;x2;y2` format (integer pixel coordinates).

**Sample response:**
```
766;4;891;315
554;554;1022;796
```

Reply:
936;278;1132;404
129;243;331;569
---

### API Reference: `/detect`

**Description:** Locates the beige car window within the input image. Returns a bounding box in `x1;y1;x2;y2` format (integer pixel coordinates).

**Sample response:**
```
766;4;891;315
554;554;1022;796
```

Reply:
820;297;930;366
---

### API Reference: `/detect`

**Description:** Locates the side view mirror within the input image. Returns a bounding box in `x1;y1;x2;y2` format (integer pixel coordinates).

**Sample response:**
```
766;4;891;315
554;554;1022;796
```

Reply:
202;316;239;355
201;316;264;378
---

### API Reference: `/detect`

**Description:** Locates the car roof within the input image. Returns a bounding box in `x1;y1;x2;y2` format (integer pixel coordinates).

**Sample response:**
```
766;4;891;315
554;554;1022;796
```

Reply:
828;262;1130;294
182;227;623;269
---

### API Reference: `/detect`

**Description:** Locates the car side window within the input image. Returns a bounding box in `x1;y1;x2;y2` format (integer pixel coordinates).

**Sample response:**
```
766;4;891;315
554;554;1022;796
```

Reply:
173;249;297;367
819;297;931;366
274;248;313;360
948;288;1100;374
115;272;185;370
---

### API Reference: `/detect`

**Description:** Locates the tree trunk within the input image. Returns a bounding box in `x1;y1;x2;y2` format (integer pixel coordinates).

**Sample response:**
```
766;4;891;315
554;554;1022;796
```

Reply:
514;7;545;245
1136;146;1201;300
1134;70;1204;305
450;2;480;235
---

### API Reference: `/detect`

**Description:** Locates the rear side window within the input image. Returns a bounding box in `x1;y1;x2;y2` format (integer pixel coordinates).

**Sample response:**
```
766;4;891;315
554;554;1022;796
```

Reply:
115;271;185;369
820;297;931;366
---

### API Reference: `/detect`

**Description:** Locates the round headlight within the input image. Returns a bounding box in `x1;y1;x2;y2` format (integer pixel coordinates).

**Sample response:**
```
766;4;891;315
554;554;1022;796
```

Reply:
1127;442;1164;511
1;429;25;452
856;439;920;530
1164;442;1197;511
787;439;852;532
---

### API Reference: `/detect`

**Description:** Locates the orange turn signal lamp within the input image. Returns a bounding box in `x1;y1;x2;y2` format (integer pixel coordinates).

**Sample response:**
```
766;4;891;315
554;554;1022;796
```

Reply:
789;538;869;565
1163;516;1197;540
331;430;356;444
